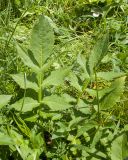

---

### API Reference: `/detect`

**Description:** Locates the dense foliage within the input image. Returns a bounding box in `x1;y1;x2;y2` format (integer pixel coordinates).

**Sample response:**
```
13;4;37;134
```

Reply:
0;0;128;159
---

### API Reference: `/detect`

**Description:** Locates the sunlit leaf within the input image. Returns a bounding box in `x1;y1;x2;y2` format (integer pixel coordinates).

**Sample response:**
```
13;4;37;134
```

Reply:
100;77;126;110
0;95;12;109
97;71;125;81
68;117;84;129
30;15;54;67
0;133;13;145
16;43;40;73
111;133;128;160
88;33;109;75
43;68;70;87
77;54;90;78
90;128;102;148
42;95;72;111
11;97;39;112
68;72;82;92
11;73;39;91
86;87;114;99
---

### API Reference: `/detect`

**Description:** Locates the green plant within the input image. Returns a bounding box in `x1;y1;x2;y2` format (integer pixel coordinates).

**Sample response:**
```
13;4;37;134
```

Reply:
0;2;127;158
0;15;74;159
51;31;127;159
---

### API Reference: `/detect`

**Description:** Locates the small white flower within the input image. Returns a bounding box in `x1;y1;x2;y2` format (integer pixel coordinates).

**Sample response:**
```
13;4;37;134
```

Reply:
93;12;100;17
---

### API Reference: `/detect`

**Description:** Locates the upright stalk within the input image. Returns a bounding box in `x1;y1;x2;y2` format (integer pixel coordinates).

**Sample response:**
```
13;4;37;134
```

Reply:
20;73;27;113
94;67;100;123
37;73;47;154
38;73;43;103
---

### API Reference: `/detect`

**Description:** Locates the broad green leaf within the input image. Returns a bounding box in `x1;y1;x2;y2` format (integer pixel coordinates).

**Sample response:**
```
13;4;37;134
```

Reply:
82;150;90;158
86;87;114;99
62;94;76;103
100;77;126;110
68;72;82;92
88;147;107;159
77;99;90;114
90;128;103;148
77;54;90;78
97;71;125;81
10;130;33;159
0;133;13;145
9;129;23;145
42;68;70;87
90;151;107;160
16;43;40;73
68;117;84;129
0;95;12;109
42;95;72;111
11;97;39;112
52;113;62;121
26;151;40;160
54;121;68;133
30;131;44;149
111;133;128;160
17;142;33;160
30;15;54;67
45;15;59;34
88;33;109;75
77;123;96;137
24;114;38;122
11;73;39;91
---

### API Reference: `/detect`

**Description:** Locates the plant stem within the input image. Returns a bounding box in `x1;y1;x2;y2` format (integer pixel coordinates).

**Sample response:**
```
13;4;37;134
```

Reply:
94;67;100;123
38;74;42;103
37;73;47;155
20;73;27;113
